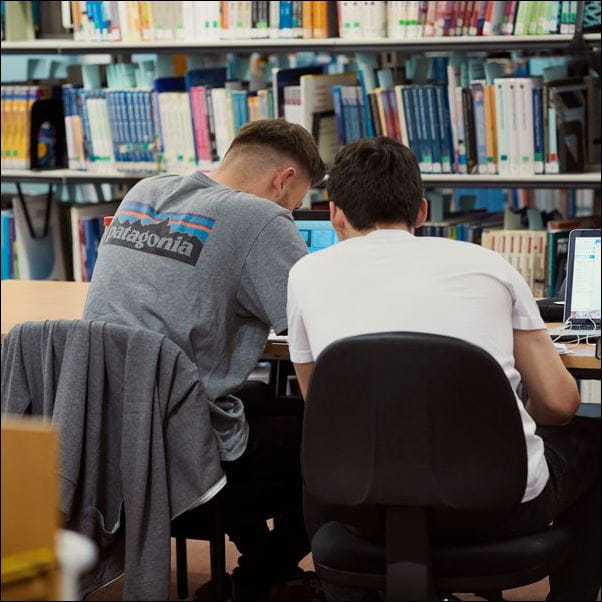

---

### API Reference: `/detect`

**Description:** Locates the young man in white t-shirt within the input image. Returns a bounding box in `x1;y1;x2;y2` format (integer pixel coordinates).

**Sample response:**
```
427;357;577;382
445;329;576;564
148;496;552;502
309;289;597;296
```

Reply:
287;137;600;601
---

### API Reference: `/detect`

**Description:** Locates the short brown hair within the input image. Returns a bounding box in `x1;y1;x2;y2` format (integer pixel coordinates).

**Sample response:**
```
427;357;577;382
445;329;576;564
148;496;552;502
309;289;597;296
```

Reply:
228;119;326;186
327;137;424;230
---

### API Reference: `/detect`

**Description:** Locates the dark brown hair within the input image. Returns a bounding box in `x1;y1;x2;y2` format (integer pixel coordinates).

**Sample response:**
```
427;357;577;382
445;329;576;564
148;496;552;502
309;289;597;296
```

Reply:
326;137;424;230
228;119;326;186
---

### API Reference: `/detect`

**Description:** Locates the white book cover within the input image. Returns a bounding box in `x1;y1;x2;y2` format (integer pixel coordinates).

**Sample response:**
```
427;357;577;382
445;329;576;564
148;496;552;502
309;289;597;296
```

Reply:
13;194;66;281
394;85;409;146
504;79;521;176
193;1;206;40
211;88;234;160
483;0;507;35
454;85;467;175
518;78;535;175
546;104;560;174
269;1;280;38
178;94;197;172
494;79;509;176
363;0;386;38
408;1;420;38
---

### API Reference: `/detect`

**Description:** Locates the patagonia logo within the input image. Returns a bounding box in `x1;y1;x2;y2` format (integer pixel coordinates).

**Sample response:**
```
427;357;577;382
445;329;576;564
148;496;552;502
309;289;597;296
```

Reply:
104;201;215;266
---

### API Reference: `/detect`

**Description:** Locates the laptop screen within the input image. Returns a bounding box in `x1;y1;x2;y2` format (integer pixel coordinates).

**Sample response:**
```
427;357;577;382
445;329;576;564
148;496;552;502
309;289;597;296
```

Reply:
566;231;601;322
293;210;339;253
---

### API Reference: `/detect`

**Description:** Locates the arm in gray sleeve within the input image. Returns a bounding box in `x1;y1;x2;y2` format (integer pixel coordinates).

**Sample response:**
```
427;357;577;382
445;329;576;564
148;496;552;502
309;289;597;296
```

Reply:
237;214;309;334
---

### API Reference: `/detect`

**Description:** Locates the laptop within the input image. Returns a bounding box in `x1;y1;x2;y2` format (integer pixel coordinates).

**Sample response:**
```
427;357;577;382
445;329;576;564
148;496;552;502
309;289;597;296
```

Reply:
293;210;339;253
548;229;601;342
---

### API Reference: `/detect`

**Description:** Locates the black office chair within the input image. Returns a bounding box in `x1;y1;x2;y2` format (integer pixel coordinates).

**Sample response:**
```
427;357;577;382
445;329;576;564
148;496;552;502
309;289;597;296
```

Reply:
302;332;575;601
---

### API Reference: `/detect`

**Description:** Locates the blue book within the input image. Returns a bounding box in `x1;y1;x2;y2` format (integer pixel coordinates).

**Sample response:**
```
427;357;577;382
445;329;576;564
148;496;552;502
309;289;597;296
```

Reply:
425;86;442;173
77;89;94;164
141;91;155;166
434;86;453;173
106;92;121;165
376;68;394;88
279;1;293;34
341;87;357;143
415;87;432;172
331;86;345;145
402;87;419;166
153;76;186;93
470;82;488;175
356;69;374;138
133;90;145;167
1;210;12;280
121;91;134;166
184;68;227;91
532;86;545;174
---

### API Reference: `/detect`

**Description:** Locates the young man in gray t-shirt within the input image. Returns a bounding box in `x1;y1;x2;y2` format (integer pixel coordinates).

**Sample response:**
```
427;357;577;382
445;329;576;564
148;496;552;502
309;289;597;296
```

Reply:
84;120;325;599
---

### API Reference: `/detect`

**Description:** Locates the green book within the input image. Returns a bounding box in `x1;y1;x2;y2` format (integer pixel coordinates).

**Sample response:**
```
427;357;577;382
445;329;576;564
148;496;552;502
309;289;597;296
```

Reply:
546;229;572;297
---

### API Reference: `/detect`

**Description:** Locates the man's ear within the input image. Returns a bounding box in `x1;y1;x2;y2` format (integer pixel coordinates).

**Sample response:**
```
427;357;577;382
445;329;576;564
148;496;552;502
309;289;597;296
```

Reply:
330;202;347;237
273;166;297;199
414;198;429;229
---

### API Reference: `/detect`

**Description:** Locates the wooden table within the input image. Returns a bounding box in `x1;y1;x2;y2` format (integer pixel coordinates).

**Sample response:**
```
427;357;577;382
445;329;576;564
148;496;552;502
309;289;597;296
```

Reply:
1;280;90;343
2;280;601;377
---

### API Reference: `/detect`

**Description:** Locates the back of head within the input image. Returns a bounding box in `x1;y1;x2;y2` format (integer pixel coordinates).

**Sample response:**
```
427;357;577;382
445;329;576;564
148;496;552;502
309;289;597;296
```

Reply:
226;119;326;186
326;137;424;230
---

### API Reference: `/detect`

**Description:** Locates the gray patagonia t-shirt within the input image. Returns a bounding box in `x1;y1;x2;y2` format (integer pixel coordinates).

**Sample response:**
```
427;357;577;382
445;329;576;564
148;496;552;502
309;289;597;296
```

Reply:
83;172;309;461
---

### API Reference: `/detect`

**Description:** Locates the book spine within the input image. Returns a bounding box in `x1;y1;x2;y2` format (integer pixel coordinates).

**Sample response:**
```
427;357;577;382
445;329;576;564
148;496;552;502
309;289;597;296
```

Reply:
332;85;345;144
312;0;327;37
279;0;293;37
415;86;431;171
471;82;488;174
426;86;442;172
435;85;452;173
462;86;477;174
302;0;313;37
292;0;302;37
484;83;497;174
518;78;535;175
532;84;545;174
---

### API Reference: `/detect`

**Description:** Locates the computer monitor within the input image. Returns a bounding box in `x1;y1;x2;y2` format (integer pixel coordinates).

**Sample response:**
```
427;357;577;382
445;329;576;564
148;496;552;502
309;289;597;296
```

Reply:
293;210;339;253
563;229;601;324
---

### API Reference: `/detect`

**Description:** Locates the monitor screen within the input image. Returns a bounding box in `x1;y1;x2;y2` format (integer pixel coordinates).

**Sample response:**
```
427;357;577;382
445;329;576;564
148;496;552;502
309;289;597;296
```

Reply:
295;220;339;253
569;235;601;321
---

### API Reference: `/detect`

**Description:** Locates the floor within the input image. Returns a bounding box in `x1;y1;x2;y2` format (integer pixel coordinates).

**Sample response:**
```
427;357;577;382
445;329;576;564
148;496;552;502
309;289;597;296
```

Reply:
86;536;594;601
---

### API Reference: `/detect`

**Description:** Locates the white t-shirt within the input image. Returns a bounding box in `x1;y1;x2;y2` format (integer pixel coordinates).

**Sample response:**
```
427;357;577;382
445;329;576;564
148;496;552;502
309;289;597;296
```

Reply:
287;229;549;503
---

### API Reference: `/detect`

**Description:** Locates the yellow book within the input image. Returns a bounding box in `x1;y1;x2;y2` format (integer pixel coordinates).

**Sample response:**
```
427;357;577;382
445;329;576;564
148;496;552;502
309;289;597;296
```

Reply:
302;1;314;38
484;84;498;175
138;1;155;40
125;1;142;41
247;96;261;122
312;1;328;38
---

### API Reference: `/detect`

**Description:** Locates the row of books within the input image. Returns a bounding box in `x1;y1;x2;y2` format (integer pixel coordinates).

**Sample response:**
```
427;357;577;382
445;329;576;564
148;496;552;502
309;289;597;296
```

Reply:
482;217;601;297
327;72;599;174
0;86;49;169
3;1;592;43
3;57;599;176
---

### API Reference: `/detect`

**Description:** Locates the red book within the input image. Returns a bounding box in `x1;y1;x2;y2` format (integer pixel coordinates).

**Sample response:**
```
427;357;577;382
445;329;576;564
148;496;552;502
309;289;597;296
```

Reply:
442;1;455;36
502;0;519;35
386;89;401;141
190;86;211;163
469;0;482;35
462;0;475;35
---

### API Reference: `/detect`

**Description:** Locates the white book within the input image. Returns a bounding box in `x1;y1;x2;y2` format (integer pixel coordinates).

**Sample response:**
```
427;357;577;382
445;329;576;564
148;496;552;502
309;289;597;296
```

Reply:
505;79;521;177
394;85;409;146
546;104;560;174
446;66;459;172
517;78;535;176
399;1;408;38
494;79;509;176
179;94;197;172
211;88;233;160
269;0;280;37
193;1;206;40
181;1;194;40
363;1;386;38
482;0;507;35
407;1;420;38
454;86;467;175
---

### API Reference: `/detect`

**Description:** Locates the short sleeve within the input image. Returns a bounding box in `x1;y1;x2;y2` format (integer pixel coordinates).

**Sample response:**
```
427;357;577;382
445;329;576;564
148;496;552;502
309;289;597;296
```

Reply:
237;215;308;334
286;269;314;363
507;264;546;331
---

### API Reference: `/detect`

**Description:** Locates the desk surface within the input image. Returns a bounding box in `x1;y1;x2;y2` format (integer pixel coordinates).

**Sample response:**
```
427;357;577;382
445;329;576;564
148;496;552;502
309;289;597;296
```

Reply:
2;280;600;374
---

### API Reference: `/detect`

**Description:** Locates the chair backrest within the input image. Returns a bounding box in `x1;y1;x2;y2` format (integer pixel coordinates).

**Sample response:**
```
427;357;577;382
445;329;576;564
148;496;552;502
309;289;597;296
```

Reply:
302;332;527;514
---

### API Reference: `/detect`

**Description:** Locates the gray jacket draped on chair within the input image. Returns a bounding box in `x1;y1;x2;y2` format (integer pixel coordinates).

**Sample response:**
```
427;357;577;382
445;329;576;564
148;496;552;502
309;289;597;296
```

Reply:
1;320;226;600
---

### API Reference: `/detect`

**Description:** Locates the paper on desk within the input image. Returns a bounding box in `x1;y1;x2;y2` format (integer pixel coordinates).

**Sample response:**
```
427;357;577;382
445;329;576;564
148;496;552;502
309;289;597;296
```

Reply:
554;343;569;355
